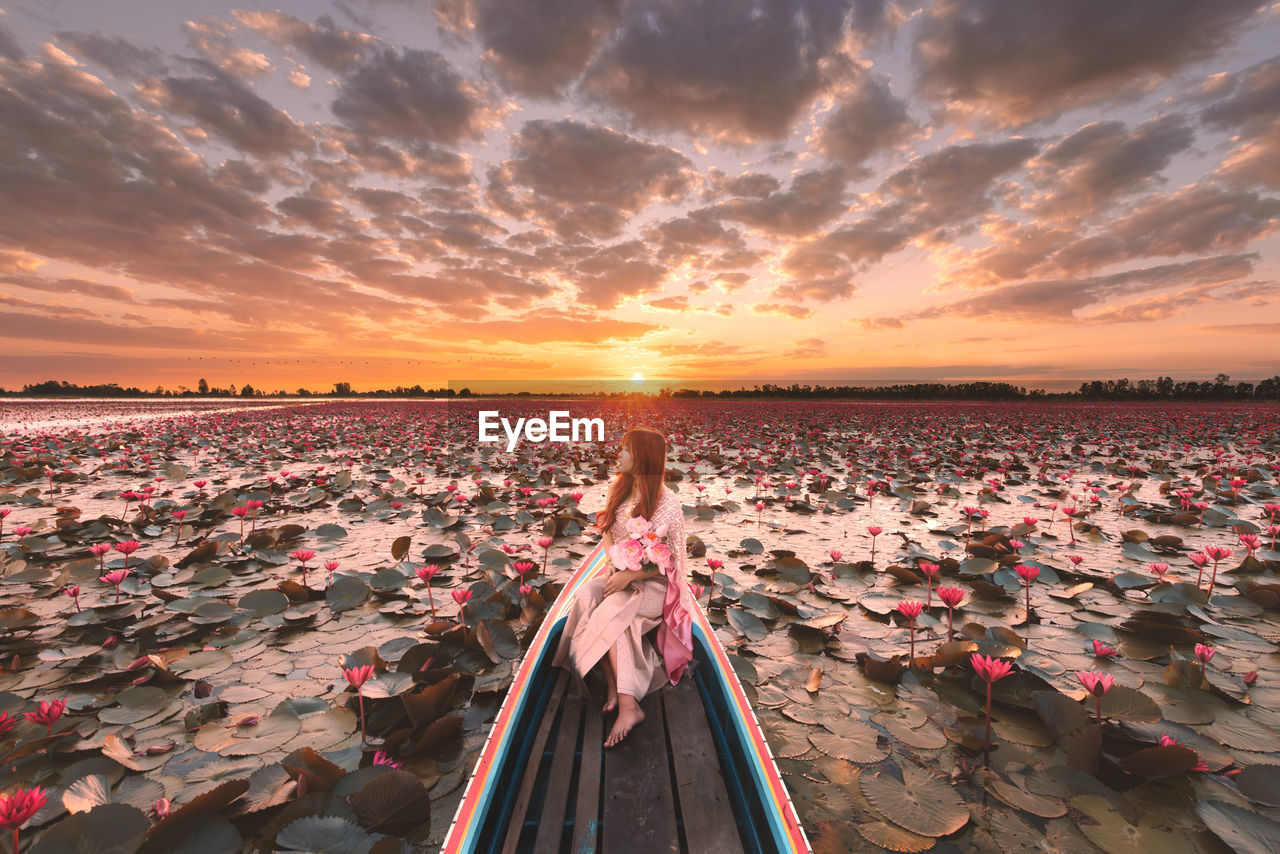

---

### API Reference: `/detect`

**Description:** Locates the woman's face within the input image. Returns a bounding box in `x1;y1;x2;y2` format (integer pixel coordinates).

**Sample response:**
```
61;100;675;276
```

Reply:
617;443;634;474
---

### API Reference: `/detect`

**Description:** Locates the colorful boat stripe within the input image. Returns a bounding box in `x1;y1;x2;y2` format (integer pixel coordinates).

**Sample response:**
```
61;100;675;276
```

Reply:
441;539;812;852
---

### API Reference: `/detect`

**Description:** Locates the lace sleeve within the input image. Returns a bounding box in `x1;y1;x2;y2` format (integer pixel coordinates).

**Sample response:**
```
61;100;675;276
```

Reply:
661;491;687;582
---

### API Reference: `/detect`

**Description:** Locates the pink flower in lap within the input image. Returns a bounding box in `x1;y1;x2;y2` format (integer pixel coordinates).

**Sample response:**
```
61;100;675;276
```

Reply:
645;541;673;573
611;539;645;571
625;516;652;539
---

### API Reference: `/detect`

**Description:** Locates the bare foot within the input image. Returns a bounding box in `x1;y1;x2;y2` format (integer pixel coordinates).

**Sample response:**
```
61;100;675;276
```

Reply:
602;688;618;714
604;696;643;748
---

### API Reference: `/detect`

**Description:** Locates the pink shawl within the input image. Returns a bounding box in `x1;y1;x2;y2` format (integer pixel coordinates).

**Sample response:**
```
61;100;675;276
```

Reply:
653;550;695;686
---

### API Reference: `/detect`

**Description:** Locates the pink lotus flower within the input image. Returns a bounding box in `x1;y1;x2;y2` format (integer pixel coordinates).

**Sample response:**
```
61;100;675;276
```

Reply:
918;561;939;606
1092;640;1117;659
344;664;374;744
64;584;80;613
1075;670;1113;721
1148;562;1170;581
0;785;50;853
290;549;316;586
1201;546;1232;598
372;749;403;769
0;712;16;739
1194;643;1214;665
416;564;440;617
1158;733;1210;772
829;549;842;563
323;560;340;584
99;569;130;604
896;600;923;664
971;654;1013;765
937;585;964;642
24;698;65;737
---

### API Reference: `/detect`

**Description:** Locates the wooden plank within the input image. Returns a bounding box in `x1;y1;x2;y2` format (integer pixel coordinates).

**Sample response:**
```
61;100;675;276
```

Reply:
602;691;679;853
572;702;603;854
501;669;569;854
534;691;583;853
663;677;744;854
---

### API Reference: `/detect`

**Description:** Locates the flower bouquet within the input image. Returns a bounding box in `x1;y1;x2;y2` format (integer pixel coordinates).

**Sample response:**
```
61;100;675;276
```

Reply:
608;515;675;578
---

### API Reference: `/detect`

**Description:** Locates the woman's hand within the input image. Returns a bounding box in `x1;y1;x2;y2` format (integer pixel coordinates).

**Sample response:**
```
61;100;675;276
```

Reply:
603;569;639;596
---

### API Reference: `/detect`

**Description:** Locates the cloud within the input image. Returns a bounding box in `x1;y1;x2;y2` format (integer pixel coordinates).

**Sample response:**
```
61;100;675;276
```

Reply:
581;0;873;143
487;119;697;239
181;17;272;78
752;302;815;320
913;0;1268;127
452;306;659;343
1200;55;1280;188
232;10;376;72
771;243;856;302
1047;183;1280;274
0;18;23;61
3;273;134;302
812;71;919;175
818;138;1037;265
135;64;313;157
1026;115;1195;220
52;31;168;78
791;336;828;357
433;0;620;97
711;166;849;237
644;209;746;264
331;46;502;146
1200;322;1280;335
893;253;1258;325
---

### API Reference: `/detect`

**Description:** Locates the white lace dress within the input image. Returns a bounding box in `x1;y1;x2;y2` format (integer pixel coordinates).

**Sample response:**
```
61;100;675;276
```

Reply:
551;486;690;699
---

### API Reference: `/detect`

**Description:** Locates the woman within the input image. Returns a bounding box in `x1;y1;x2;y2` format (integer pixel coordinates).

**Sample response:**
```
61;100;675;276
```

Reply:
551;427;696;748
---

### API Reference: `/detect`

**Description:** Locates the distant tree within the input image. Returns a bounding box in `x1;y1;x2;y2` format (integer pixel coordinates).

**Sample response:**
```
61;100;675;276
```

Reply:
197;378;209;394
240;384;255;397
333;381;353;396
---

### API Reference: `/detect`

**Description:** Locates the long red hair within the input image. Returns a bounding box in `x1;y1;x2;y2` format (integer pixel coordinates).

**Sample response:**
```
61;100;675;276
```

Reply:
594;427;666;534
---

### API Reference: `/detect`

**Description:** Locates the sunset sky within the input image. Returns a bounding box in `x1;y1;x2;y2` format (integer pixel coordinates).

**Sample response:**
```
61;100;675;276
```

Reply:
2;0;1280;393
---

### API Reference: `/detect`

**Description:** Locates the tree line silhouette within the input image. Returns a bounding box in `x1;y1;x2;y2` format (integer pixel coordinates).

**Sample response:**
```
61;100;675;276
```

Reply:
4;375;1280;401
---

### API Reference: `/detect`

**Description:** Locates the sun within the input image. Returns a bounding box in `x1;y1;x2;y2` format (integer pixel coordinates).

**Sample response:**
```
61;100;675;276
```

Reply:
630;371;645;382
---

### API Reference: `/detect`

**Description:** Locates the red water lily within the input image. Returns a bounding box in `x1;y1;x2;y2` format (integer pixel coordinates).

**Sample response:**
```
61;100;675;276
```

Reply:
0;785;49;854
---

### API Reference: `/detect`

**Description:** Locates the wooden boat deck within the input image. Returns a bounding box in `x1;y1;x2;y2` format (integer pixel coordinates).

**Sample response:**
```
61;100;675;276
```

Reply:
501;661;746;854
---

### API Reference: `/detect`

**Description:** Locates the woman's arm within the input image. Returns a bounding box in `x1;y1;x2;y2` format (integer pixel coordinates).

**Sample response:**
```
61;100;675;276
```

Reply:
601;530;614;574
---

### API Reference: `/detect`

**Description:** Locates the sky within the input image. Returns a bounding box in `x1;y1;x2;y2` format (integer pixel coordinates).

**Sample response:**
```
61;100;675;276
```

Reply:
1;0;1279;393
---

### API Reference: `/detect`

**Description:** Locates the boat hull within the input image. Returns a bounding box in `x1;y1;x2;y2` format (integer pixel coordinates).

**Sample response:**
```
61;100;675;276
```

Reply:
441;541;811;853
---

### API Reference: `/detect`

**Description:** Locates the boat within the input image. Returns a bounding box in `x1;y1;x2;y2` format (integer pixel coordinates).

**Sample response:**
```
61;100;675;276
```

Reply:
441;540;812;853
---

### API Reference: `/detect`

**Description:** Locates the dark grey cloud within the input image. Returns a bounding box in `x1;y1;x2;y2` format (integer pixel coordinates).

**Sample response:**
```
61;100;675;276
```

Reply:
1200;56;1280;189
711;166;849;237
487;119;696;239
0;19;22;61
53;31;168;78
819;138;1037;265
233;10;376;72
1048;183;1280;274
137;64;314;157
913;0;1268;126
813;71;918;175
331;46;499;145
1027;115;1195;220
582;0;878;142
644;210;746;264
433;0;621;97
